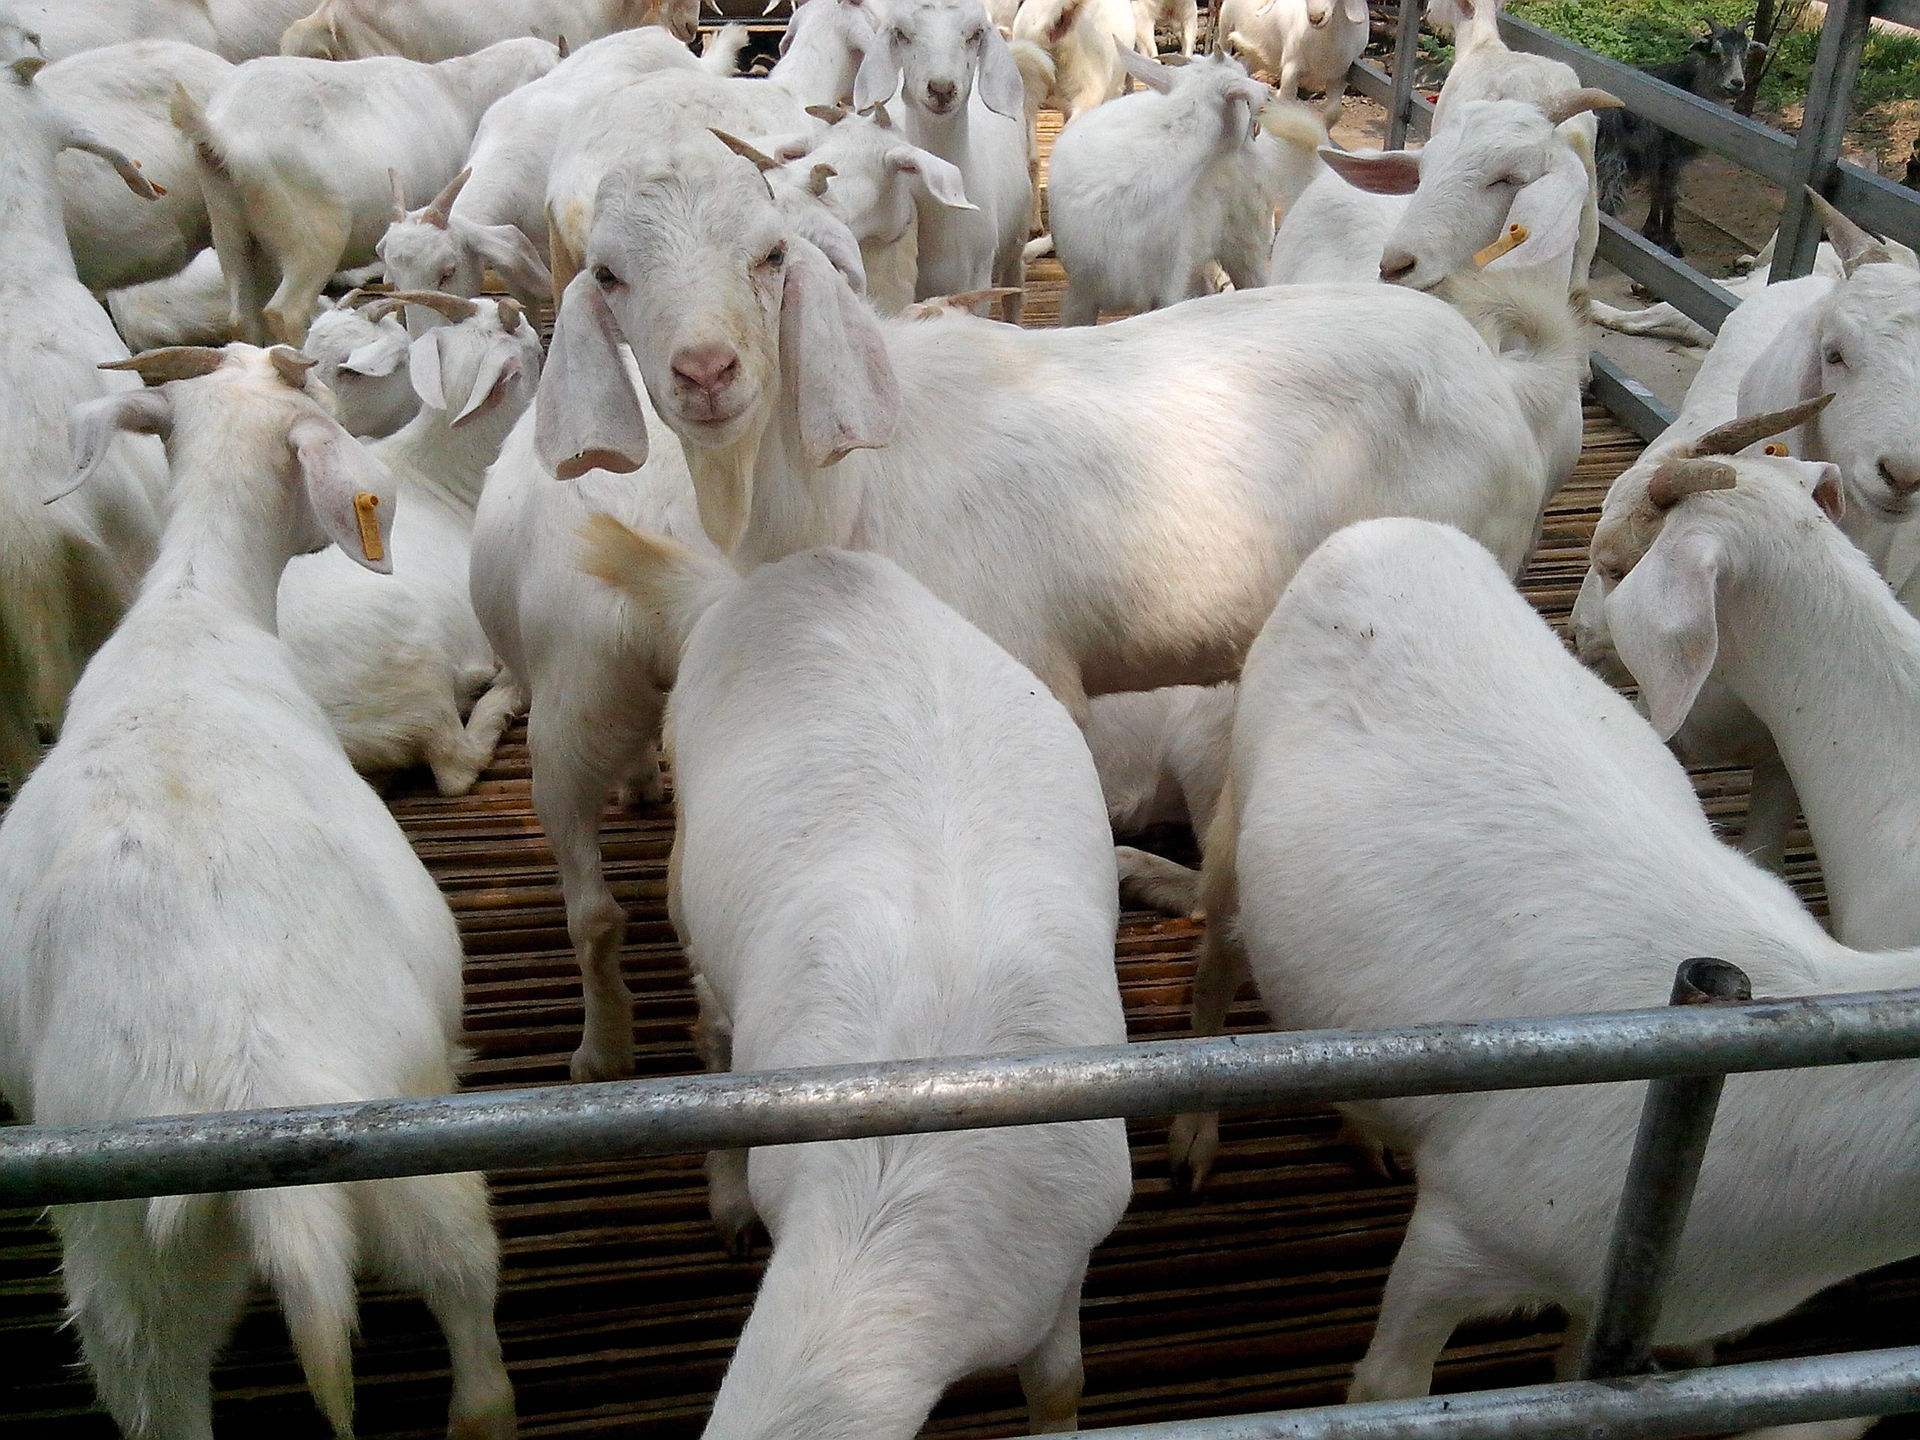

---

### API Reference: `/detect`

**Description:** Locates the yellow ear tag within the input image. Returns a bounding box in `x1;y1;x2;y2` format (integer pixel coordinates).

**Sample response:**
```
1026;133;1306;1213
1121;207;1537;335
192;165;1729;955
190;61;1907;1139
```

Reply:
353;492;384;563
1765;443;1788;456
1473;223;1530;268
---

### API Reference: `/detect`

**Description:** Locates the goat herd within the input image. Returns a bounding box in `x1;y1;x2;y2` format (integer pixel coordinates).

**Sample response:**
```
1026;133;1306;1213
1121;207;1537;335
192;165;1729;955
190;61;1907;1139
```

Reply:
1;0;1917;1436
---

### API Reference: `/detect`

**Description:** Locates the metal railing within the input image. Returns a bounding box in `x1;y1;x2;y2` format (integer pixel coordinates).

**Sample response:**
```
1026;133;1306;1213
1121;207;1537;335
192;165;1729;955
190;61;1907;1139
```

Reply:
1347;0;1920;439
8;964;1920;1436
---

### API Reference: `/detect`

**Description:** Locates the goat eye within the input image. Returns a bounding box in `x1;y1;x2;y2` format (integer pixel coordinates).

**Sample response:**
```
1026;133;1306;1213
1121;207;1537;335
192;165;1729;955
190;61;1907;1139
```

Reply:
760;244;787;270
1825;347;1846;367
891;26;909;42
966;28;983;43
593;264;623;288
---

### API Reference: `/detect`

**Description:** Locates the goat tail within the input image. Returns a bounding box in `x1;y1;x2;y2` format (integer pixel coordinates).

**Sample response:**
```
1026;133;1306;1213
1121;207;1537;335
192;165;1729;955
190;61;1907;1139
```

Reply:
700;23;749;74
236;1186;360;1437
170;84;261;341
1258;98;1329;156
1007;35;1055;103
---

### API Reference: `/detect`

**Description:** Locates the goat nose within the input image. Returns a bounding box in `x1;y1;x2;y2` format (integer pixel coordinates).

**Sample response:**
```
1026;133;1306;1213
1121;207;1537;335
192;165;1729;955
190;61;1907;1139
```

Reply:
927;80;957;107
1379;249;1416;283
671;343;740;396
1881;455;1920;497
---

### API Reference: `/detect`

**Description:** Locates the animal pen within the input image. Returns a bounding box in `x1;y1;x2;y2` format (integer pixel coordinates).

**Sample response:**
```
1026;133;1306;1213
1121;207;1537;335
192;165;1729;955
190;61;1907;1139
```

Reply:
7;1;1920;1436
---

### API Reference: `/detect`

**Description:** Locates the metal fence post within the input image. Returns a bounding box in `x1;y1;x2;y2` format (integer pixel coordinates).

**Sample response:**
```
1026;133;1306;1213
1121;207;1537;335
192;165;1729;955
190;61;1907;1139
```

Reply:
1582;958;1753;1379
1770;0;1873;282
1386;0;1422;148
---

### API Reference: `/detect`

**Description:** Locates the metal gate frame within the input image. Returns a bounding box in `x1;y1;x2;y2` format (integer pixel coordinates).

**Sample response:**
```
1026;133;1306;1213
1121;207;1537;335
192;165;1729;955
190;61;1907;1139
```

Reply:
8;965;1920;1436
1348;0;1920;440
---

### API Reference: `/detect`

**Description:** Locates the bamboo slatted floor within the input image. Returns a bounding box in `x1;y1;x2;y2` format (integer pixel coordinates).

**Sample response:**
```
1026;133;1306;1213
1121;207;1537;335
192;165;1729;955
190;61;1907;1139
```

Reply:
6;115;1919;1440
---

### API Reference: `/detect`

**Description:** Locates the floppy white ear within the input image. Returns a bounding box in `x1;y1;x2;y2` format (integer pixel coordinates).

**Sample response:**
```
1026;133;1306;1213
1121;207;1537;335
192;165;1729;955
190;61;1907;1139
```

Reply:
289;412;398;574
459;221;553;305
408;328;448;410
1117;42;1175;94
977;24;1027;117
1485;143;1587;286
52;390;172;504
1319;145;1421;194
342;333;406;378
853;31;902;110
780;198;870;293
451;336;527;430
1342;0;1368;21
535;271;649;479
1735;326;1823;458
1607;527;1723;742
889;145;973;209
779;235;899;468
1224;78;1270;140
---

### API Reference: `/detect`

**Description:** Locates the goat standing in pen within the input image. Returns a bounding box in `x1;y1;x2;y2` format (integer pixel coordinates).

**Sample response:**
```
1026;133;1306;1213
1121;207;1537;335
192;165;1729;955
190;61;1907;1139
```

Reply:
1596;19;1762;258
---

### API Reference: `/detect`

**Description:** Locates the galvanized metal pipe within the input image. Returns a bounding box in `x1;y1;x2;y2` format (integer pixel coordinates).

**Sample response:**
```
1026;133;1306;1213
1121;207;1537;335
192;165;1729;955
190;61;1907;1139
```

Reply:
1772;0;1875;281
1030;1346;1920;1440
1385;0;1422;149
6;986;1920;1207
1581;959;1752;1378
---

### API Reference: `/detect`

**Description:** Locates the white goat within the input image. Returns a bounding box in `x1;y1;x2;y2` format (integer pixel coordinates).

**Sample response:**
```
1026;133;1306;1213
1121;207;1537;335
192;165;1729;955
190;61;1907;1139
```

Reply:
1573;196;1920;871
745;105;979;315
303;292;425;437
1605;444;1920;957
0;52;169;782
372;24;736;310
1133;0;1198;55
1166;513;1920;1440
545;0;877;293
1;343;513;1440
469;365;722;1081
281;0;697;60
175;36;558;346
0;0;313;60
854;0;1034;319
1215;0;1365;124
1271;90;1618;297
280;292;539;794
42;40;233;292
107;245;234;348
534;145;1583;727
1010;0;1137;123
1090;684;1234;915
1048;50;1315;322
576;529;1131;1439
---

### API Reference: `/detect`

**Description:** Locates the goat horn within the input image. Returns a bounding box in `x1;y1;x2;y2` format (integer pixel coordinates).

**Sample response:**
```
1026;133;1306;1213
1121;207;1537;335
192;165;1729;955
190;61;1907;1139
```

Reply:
555;31;569;58
709;128;781;171
421;167;472;228
1542;87;1623;125
868;100;893;128
11;55;46;85
806;162;836;196
497;296;526;333
99;346;227;384
806;102;850;124
1648;458;1738;510
388;168;407;222
364;289;481;323
1690;393;1834;456
1805;188;1895;276
268;346;317;388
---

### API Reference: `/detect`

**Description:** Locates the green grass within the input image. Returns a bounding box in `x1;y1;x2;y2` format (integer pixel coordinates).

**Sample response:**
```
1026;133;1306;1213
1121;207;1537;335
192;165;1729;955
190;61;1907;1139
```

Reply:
1491;0;1920;114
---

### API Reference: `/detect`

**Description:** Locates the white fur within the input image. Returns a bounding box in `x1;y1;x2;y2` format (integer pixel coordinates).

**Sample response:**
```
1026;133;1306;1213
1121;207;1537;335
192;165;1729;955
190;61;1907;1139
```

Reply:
591;538;1131;1440
41;40;234;292
468;355;723;1081
1216;0;1366;124
1172;514;1920;1440
1133;0;1198;55
1011;0;1137;122
279;297;541;794
302;294;425;437
535;146;1584;732
0;58;170;783
1048;55;1317;321
177;37;558;346
0;0;312;61
1091;683;1233;914
0;345;513;1440
280;0;696;61
855;0;1034;320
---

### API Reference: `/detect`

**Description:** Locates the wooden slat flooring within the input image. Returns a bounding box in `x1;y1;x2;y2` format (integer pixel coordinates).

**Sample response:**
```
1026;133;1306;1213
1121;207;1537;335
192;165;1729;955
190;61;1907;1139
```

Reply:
5;108;1915;1440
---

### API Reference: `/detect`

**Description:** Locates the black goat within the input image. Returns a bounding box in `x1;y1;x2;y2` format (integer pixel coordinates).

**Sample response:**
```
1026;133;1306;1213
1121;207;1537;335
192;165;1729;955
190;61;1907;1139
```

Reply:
1596;20;1763;257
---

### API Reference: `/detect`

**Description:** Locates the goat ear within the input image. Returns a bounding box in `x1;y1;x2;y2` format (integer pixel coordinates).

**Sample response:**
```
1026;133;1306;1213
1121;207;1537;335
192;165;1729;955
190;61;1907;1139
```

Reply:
53;390;172;504
460;221;554;307
1734;323;1822;457
1607;527;1723;742
342;333;406;377
853;31;901;110
1342;0;1368;20
1485;143;1586;285
780;201;869;293
56;111;164;201
779;235;898;469
889;145;974;209
407;328;448;411
450;337;526;430
1117;41;1175;94
1319;145;1420;195
536;271;649;479
1802;459;1845;523
289;412;398;574
977;25;1026;118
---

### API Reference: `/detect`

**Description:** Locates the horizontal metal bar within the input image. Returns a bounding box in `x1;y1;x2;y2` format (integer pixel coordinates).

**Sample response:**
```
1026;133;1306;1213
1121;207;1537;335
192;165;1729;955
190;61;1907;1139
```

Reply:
1033;1347;1920;1440
1588;353;1676;441
6;986;1920;1207
1497;14;1800;184
1595;215;1739;332
1346;57;1435;135
1831;158;1920;254
1872;0;1920;25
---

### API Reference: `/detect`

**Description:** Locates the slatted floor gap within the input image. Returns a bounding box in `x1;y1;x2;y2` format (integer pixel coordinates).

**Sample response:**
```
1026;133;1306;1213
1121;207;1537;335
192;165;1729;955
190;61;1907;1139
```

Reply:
6;111;1918;1439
